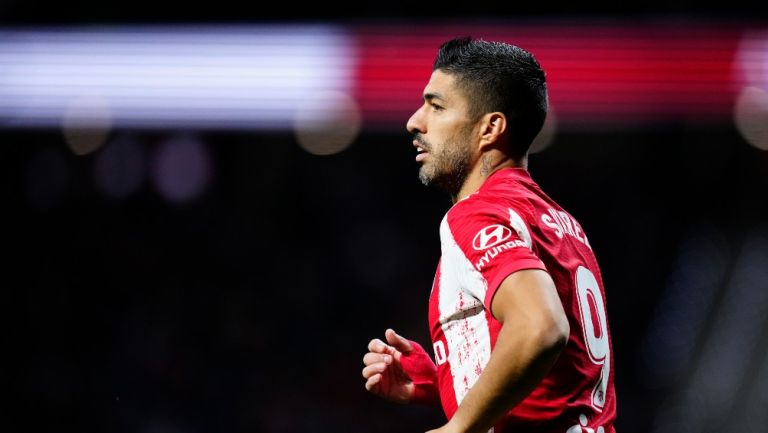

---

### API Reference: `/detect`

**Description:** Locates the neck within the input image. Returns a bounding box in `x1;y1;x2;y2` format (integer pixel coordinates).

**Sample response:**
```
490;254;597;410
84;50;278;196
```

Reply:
452;152;527;203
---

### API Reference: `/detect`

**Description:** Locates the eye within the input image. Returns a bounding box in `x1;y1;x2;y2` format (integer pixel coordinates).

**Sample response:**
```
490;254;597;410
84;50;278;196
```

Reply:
430;102;444;111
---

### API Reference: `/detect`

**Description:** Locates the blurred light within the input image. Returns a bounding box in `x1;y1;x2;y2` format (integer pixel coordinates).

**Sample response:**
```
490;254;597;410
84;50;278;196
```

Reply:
0;22;757;132
734;86;768;151
653;228;768;433
730;229;768;430
735;30;768;150
94;134;145;199
353;22;745;130
529;107;557;154
736;29;768;90
294;90;361;155
640;225;729;389
0;25;355;130
151;134;211;203
61;94;112;155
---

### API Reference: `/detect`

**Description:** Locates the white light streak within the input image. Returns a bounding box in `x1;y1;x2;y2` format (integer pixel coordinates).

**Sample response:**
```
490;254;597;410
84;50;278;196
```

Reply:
0;25;356;129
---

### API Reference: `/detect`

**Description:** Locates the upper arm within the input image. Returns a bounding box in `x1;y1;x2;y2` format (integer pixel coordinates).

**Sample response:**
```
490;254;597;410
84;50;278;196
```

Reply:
490;269;570;340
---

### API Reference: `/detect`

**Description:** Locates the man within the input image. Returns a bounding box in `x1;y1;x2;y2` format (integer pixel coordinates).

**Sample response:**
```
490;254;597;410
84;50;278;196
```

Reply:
361;37;617;433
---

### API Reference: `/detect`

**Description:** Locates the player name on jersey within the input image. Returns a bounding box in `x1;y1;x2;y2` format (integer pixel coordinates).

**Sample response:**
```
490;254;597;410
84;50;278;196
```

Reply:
541;208;591;249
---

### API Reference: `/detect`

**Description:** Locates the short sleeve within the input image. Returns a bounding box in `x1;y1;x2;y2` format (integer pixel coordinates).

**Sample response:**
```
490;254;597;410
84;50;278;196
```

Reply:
445;201;547;311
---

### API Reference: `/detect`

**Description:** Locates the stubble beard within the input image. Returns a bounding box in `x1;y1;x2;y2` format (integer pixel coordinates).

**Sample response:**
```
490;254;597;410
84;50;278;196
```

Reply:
417;132;473;199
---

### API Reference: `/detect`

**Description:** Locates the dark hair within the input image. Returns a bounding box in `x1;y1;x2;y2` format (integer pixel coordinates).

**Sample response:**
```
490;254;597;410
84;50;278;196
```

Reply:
433;36;548;157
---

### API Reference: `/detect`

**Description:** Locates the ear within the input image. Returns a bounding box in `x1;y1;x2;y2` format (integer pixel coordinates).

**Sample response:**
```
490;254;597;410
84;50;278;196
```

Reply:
478;112;507;151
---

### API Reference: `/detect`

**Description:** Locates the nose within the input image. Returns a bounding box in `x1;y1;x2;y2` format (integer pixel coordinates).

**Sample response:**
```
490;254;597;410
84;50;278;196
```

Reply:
406;106;425;134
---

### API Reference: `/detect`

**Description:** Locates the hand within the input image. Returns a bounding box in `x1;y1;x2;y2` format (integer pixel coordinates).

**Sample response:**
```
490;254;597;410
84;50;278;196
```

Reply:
362;328;416;403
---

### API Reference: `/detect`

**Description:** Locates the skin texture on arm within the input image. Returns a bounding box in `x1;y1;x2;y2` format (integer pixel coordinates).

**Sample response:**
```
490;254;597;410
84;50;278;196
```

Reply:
427;269;570;433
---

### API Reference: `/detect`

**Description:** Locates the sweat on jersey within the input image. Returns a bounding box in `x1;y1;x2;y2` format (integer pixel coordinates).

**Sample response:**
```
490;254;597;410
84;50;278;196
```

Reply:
426;167;617;433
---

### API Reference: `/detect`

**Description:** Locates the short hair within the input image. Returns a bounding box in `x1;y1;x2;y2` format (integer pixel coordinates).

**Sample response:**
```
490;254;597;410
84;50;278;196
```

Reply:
433;36;548;158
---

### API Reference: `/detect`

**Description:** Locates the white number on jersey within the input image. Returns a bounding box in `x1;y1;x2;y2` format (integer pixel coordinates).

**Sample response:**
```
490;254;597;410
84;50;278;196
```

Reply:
433;340;447;366
575;266;610;410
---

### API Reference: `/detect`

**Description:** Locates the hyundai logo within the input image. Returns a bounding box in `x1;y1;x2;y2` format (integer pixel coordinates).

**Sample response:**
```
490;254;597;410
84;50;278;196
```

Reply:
472;224;513;250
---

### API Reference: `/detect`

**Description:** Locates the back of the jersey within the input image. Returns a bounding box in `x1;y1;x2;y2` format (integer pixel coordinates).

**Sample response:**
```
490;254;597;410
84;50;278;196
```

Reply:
487;169;617;433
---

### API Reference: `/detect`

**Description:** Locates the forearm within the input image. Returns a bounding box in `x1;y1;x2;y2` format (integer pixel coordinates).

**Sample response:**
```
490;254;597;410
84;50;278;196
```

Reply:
448;319;567;433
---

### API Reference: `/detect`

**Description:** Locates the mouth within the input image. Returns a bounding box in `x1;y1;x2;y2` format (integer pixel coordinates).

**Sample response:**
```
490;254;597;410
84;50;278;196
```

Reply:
413;139;429;162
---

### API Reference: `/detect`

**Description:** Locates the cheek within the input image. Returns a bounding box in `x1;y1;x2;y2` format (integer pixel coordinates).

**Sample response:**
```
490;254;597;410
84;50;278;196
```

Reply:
428;121;453;146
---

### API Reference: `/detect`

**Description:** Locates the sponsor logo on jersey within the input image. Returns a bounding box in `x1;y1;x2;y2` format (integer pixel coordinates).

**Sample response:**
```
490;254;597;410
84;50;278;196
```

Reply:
472;224;512;250
474;239;528;271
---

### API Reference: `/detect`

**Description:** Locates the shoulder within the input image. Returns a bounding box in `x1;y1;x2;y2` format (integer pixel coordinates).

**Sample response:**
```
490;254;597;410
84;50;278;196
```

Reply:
443;175;543;251
443;196;529;248
445;194;502;231
447;184;535;228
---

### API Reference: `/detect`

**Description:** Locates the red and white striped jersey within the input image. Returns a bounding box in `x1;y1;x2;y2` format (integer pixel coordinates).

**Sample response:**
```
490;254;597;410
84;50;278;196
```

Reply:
427;168;617;433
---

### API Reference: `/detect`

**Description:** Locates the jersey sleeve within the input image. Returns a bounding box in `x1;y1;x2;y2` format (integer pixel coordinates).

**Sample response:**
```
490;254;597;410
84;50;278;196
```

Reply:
446;200;547;312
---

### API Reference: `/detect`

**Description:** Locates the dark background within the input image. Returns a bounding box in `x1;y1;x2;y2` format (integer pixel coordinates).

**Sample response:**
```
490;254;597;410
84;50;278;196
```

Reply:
0;0;763;24
2;2;767;433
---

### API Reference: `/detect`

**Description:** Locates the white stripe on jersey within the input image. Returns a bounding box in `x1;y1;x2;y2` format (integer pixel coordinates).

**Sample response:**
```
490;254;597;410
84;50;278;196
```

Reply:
508;208;533;249
438;215;493;405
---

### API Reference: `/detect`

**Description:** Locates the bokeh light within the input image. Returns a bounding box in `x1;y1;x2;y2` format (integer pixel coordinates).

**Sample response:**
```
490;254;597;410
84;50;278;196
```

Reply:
151;134;212;204
61;95;113;156
294;90;361;156
530;106;558;154
3;15;768;433
734;86;768;151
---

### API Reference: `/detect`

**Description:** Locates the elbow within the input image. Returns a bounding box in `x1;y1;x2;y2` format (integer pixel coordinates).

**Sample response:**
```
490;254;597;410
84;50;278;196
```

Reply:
540;312;570;354
553;315;570;351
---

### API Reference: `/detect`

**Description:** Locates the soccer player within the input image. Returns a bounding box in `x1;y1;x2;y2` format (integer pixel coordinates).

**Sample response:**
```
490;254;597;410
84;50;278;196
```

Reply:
361;37;617;433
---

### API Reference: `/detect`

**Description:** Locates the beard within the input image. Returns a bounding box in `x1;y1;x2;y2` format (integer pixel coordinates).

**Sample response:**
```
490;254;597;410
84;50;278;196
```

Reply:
415;130;473;198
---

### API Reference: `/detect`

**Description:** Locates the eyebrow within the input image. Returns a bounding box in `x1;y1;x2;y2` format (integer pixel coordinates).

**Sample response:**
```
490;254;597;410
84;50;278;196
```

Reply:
424;92;446;102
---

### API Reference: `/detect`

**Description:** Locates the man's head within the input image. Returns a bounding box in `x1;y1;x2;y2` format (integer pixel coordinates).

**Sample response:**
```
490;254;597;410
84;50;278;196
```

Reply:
406;37;548;197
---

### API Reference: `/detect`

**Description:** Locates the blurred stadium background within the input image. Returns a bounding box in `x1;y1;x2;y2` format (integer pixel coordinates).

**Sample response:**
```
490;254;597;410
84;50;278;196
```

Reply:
2;1;767;432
